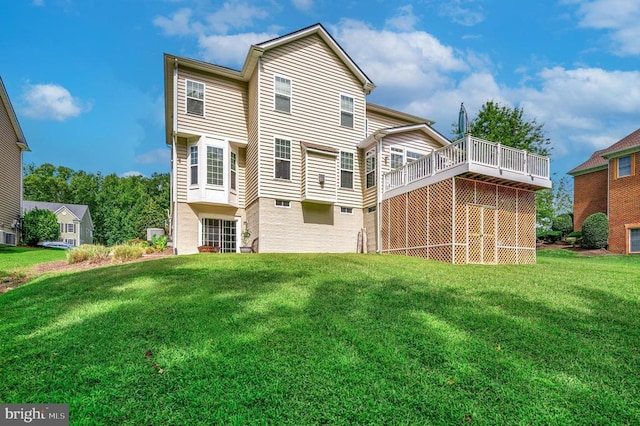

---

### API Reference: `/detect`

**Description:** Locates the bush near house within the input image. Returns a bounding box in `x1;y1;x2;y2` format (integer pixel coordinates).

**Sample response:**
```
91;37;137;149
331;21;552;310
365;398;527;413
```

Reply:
551;214;573;238
21;208;59;246
536;230;562;243
582;212;609;249
67;245;111;265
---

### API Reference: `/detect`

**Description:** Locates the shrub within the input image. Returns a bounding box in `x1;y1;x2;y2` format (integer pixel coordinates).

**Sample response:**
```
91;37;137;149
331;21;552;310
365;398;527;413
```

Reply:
582;213;609;249
22;208;59;246
111;244;144;263
67;244;111;264
567;231;582;238
536;230;562;243
151;234;168;252
552;214;573;237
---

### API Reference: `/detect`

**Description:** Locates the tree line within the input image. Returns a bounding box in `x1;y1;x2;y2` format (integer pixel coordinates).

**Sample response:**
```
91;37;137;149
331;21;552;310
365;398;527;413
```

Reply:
23;164;169;246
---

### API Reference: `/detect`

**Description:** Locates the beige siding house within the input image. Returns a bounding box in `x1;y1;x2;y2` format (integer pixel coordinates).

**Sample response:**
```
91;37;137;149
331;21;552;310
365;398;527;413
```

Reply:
0;77;29;246
164;24;551;263
22;201;93;246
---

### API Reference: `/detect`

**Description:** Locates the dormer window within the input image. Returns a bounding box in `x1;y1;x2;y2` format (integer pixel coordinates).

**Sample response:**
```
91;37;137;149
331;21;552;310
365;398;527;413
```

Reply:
186;80;204;116
275;76;291;113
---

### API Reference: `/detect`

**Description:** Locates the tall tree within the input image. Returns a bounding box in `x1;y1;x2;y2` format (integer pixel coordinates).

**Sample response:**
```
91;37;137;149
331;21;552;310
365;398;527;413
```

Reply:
468;100;552;157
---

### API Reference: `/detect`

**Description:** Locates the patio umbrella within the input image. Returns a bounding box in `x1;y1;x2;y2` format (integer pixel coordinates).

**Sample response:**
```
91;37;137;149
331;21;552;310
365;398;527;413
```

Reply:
458;102;469;139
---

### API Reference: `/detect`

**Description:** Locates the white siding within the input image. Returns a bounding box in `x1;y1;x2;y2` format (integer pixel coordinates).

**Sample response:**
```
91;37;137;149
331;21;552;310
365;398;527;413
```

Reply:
257;34;366;208
303;151;337;203
176;69;248;141
380;130;442;175
0;98;21;237
366;109;417;135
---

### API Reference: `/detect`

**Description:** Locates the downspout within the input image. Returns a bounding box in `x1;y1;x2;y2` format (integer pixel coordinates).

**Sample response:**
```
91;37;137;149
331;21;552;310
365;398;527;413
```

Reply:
376;133;383;253
172;58;179;254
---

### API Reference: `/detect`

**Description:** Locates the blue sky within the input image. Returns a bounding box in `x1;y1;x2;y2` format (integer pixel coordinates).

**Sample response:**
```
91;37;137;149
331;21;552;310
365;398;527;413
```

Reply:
2;0;639;181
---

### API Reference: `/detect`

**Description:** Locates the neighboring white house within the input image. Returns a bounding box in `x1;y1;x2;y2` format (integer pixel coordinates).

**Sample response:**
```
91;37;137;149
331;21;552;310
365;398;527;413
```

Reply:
22;201;93;246
163;23;551;263
0;76;29;246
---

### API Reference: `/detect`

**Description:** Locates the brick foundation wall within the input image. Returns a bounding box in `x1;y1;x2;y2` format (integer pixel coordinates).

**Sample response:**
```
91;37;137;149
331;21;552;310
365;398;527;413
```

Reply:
573;169;608;231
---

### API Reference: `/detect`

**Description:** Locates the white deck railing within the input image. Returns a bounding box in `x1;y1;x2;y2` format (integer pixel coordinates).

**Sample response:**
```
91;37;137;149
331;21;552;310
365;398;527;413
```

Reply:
383;135;550;192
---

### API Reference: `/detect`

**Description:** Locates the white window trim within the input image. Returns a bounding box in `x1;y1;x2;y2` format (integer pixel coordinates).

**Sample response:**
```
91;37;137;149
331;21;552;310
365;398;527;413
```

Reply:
185;79;205;117
366;148;376;189
274;74;292;114
274;137;292;180
618;155;632;178
189;144;199;187
340;151;354;190
198;215;241;252
339;93;354;128
275;199;291;208
206;145;225;187
230;150;237;193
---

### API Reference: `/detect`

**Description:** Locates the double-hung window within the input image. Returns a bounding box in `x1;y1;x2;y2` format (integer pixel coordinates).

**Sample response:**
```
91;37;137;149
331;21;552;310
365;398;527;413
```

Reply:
186;80;205;116
230;151;237;191
618;155;632;177
406;151;422;162
340;95;354;128
391;147;404;169
207;146;224;186
275;76;291;113
275;138;291;180
190;146;198;185
630;229;640;253
340;152;354;189
366;149;376;189
66;223;76;233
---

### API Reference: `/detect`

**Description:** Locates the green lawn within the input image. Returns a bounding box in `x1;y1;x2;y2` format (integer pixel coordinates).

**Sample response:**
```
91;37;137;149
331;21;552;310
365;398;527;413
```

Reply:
0;246;67;270
0;251;638;424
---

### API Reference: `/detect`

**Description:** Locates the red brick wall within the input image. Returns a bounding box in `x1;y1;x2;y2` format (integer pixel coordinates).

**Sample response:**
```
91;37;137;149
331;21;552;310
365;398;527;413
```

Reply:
573;169;608;231
608;153;640;254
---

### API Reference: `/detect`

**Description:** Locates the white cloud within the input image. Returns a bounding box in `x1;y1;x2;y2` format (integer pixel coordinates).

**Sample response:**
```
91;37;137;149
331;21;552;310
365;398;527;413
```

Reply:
135;148;170;164
385;5;419;31
331;19;467;91
21;83;90;121
121;171;145;177
438;0;486;26
204;1;268;34
291;0;313;12
33;0;44;6
197;32;277;65
153;8;193;36
574;0;640;55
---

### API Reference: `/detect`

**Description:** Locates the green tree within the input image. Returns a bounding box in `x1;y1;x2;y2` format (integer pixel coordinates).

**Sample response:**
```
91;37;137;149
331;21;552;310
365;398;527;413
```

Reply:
22;208;59;246
553;176;573;216
582;213;609;249
468;100;551;157
23;163;73;203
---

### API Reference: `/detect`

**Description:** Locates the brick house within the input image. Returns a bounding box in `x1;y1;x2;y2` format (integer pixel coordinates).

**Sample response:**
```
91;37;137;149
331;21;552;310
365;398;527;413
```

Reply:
568;128;640;254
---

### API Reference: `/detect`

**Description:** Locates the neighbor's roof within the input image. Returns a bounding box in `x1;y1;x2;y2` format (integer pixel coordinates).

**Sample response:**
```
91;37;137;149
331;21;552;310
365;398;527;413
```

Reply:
0;76;29;152
22;201;90;221
569;127;640;175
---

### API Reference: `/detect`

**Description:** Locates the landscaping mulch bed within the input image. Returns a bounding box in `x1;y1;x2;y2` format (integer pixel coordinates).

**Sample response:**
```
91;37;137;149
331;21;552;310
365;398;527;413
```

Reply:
1;250;173;294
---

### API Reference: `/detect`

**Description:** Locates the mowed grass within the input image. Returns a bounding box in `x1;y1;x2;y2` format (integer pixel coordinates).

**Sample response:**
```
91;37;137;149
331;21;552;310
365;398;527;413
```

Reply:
0;251;638;425
0;246;67;284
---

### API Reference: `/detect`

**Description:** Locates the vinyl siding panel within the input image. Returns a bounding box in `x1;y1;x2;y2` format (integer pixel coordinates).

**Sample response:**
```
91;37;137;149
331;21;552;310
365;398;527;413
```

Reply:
303;151;337;203
380;130;441;176
175;138;188;203
0;99;21;235
176;69;248;141
246;69;259;205
366;109;416;135
258;34;366;207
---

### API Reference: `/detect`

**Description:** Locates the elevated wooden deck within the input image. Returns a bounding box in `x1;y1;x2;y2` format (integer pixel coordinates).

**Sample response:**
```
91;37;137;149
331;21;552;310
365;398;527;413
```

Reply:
382;135;552;200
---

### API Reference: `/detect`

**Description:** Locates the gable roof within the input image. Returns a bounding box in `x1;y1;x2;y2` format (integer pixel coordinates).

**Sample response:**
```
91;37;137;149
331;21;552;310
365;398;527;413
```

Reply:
358;123;451;149
164;23;376;145
22;200;90;222
367;103;435;126
0;76;29;152
569;127;640;175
